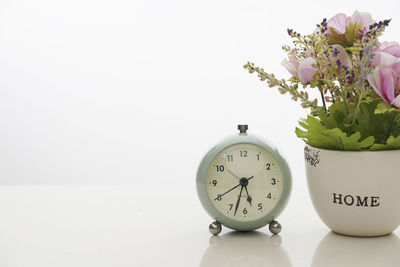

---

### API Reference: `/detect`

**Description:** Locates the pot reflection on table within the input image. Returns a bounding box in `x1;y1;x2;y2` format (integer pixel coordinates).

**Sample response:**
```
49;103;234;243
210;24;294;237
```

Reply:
200;231;291;267
312;232;400;267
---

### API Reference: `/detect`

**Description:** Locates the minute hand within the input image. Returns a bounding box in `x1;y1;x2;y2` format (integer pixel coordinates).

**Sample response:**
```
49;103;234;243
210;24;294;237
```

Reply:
234;186;244;216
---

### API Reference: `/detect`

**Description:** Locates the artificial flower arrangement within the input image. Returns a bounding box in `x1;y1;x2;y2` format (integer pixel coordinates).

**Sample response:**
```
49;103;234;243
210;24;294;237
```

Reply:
244;11;400;151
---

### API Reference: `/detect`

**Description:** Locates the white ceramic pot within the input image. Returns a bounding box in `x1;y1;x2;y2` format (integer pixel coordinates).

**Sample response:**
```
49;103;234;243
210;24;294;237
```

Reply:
305;145;400;237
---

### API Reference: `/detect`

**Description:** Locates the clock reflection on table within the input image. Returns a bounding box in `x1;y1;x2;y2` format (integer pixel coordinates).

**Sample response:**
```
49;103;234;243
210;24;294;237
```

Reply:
200;231;291;267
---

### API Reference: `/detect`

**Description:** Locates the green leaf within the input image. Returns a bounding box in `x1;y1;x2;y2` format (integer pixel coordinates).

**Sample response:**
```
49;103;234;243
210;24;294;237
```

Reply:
296;116;341;149
296;115;375;150
319;101;347;131
375;101;400;114
352;101;400;141
328;129;375;150
360;91;380;104
297;100;400;150
370;135;400;150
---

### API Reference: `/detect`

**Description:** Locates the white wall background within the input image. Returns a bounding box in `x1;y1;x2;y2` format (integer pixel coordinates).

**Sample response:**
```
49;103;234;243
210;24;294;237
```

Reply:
0;0;399;184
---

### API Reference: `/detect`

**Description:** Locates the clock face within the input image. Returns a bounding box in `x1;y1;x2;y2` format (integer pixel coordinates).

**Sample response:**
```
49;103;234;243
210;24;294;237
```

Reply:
206;143;284;221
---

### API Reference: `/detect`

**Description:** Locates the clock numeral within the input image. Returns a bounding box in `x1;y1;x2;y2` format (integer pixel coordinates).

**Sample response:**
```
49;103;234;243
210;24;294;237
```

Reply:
228;204;233;211
271;178;277;185
227;155;233;162
216;194;222;201
243;208;248;214
240;150;248;157
267;193;272;199
215;165;224;172
212;180;217;186
258;203;263;210
266;163;271;170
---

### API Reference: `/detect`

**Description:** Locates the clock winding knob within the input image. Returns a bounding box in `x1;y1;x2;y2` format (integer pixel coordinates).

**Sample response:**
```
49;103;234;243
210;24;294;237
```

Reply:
238;124;248;133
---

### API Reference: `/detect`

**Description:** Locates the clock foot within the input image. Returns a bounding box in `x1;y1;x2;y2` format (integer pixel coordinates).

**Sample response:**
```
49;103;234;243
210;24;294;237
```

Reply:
209;221;222;235
269;220;282;235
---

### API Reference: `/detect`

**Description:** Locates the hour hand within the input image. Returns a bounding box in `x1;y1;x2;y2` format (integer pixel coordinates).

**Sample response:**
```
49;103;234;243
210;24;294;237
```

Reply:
244;186;252;205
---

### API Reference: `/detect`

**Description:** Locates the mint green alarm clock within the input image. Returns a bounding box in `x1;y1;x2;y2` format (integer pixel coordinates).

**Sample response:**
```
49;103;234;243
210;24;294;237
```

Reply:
196;125;292;235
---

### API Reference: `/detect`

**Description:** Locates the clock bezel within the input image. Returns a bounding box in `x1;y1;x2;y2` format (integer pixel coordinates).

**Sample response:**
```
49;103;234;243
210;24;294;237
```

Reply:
196;133;292;231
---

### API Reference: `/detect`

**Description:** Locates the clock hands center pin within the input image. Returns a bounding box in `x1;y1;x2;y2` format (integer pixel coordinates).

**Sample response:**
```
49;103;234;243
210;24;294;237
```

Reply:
234;176;254;216
234;177;248;215
238;176;253;208
214;176;254;201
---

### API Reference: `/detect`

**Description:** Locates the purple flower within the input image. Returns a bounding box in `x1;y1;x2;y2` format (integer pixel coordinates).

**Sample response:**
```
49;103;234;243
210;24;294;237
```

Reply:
329;44;351;67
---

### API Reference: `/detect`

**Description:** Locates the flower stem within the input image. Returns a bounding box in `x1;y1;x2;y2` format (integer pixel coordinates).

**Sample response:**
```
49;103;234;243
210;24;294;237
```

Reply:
319;88;327;114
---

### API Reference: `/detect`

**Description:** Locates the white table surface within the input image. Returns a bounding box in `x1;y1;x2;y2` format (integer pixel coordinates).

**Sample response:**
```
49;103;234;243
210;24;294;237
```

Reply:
0;185;399;267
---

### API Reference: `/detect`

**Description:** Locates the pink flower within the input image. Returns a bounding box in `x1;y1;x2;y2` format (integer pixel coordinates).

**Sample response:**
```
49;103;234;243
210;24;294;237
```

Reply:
351;11;375;30
327;11;374;34
327;13;351;35
370;52;400;76
281;55;300;78
391;60;400;76
298;57;317;84
282;56;317;85
371;52;398;67
375;41;400;58
368;66;400;108
326;11;375;45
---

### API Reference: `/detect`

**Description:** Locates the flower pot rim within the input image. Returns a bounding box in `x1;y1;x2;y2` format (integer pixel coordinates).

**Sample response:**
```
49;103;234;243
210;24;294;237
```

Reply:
305;144;400;154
